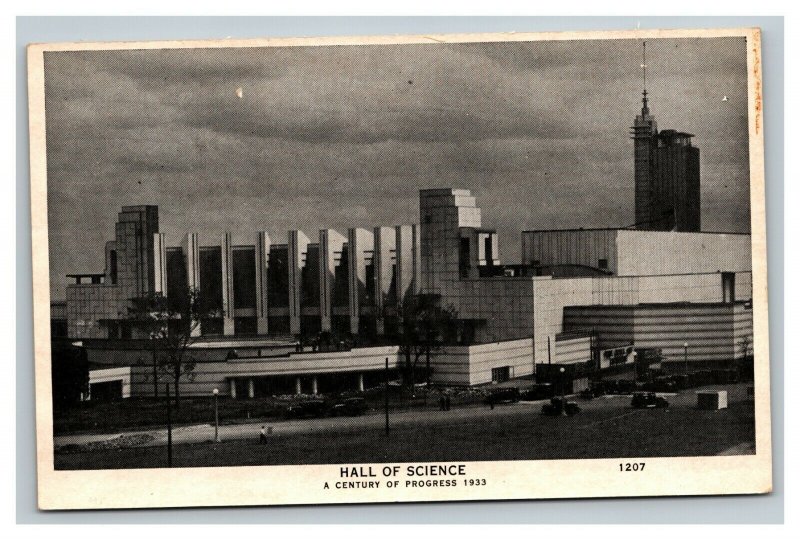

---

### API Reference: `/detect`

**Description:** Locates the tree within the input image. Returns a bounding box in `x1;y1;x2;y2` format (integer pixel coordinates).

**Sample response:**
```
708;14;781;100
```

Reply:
128;287;221;408
738;334;754;360
395;293;460;387
51;340;89;408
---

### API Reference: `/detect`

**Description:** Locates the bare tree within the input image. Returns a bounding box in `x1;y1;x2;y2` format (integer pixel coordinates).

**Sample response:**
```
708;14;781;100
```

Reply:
128;287;221;408
738;334;754;360
395;293;460;387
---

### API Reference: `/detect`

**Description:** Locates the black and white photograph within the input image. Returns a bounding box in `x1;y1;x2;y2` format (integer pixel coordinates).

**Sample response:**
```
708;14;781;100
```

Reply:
27;28;771;509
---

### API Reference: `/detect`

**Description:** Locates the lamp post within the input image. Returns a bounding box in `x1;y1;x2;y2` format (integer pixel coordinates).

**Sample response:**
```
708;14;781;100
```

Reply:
384;357;390;436
559;367;566;401
683;342;689;375
632;351;638;384
149;331;159;399
213;388;220;443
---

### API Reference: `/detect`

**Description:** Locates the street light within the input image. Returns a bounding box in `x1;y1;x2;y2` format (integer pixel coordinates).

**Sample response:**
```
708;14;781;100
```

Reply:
632;351;638;384
213;388;220;443
559;367;566;401
683;342;689;375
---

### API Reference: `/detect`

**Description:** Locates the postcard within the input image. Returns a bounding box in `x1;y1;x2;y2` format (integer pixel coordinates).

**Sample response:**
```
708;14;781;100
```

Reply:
27;27;770;509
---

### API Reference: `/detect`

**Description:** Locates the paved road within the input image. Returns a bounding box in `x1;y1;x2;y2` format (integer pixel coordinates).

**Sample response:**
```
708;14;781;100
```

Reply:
54;383;750;450
56;398;550;448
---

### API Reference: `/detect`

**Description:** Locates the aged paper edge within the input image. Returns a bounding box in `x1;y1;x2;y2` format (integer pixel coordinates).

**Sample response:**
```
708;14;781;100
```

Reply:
27;27;771;510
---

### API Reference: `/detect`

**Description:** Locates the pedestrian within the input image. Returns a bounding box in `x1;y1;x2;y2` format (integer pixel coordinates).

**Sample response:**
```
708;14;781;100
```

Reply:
259;425;268;445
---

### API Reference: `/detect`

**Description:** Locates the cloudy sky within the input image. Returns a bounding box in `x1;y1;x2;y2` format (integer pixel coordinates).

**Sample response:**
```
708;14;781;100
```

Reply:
44;37;751;298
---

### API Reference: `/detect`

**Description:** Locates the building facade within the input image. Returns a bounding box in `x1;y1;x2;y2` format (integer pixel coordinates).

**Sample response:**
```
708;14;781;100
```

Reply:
56;187;753;393
53;72;754;393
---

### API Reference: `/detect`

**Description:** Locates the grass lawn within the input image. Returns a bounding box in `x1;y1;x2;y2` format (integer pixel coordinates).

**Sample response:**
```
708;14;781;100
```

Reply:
53;386;486;435
55;398;755;469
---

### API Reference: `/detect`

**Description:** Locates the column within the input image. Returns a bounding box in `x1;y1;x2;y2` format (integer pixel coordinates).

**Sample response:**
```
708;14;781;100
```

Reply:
358;373;364;392
230;379;237;399
319;229;346;332
347;228;374;335
255;231;271;335
411;224;421;295
221;232;235;336
182;233;201;337
248;378;255;399
395;225;413;304
311;375;318;396
295;376;302;395
373;226;396;336
153;233;167;295
288;231;310;336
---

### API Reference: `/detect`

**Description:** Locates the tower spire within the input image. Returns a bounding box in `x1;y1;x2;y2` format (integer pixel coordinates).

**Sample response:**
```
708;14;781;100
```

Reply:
641;41;649;115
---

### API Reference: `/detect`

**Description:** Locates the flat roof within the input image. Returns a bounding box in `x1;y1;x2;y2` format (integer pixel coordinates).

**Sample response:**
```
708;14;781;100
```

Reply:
564;300;751;309
521;227;750;236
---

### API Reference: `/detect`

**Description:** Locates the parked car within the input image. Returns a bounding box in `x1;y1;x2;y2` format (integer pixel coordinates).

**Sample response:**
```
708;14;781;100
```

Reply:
484;387;520;405
331;397;368;417
631;391;669;409
542;397;581;416
287;399;327;419
588;381;606;397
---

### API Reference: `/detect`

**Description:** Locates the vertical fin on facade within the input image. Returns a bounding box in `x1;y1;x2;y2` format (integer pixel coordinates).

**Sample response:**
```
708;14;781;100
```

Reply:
288;230;310;335
182;233;200;290
255;231;271;335
221;232;235;335
319;229;347;332
347;228;374;335
153;233;167;295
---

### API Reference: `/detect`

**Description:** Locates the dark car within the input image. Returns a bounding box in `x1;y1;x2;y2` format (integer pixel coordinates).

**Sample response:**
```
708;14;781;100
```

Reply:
631;392;669;409
542;397;581;416
331;397;368;417
484;387;520;405
287;399;327;419
588;382;606;397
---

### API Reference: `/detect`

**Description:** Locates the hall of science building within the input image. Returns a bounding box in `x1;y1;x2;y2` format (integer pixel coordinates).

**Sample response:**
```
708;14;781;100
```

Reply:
52;89;754;398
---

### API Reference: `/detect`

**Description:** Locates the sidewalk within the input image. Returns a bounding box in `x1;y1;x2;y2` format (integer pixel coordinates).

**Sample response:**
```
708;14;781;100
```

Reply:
55;398;554;450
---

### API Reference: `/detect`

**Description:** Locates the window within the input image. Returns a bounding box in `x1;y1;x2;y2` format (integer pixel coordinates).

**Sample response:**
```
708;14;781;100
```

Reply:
232;248;256;309
459;237;471;278
109;250;118;284
199;247;223;311
491;366;510;383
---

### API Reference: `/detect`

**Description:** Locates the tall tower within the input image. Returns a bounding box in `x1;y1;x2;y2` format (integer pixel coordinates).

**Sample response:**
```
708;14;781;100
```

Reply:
631;42;701;232
114;205;159;300
631;42;658;228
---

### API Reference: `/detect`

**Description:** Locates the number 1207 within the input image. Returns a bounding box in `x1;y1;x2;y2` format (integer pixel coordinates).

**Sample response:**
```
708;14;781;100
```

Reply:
619;463;646;471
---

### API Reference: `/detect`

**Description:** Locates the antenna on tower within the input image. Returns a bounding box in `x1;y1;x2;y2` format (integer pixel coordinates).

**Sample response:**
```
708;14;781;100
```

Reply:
641;41;649;115
642;41;647;92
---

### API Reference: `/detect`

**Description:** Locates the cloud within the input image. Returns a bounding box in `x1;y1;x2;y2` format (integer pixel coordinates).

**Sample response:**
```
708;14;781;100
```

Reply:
43;38;752;297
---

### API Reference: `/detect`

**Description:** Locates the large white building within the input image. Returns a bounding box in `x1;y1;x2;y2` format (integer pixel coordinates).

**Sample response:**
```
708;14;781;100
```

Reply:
55;187;753;395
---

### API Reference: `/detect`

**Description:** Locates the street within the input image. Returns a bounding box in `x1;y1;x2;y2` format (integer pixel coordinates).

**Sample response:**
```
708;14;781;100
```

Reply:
56;384;752;468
